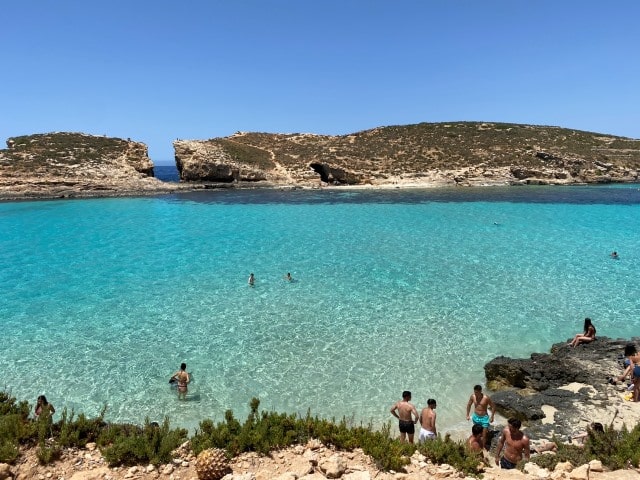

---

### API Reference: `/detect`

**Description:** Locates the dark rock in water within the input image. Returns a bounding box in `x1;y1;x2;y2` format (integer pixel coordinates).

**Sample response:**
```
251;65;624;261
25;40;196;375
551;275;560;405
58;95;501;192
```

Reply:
483;336;640;440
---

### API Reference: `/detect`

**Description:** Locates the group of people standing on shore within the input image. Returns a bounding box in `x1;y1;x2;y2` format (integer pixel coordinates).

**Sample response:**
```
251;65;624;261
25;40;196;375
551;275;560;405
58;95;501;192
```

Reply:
390;386;530;469
389;385;529;464
389;316;640;469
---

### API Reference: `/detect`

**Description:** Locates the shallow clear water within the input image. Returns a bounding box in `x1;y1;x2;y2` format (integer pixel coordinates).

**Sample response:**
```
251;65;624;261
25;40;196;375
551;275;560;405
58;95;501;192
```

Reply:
1;185;640;435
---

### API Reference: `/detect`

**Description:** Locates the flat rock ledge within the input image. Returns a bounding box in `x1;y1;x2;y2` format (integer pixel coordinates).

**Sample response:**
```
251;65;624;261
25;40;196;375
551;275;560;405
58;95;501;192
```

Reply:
485;336;640;442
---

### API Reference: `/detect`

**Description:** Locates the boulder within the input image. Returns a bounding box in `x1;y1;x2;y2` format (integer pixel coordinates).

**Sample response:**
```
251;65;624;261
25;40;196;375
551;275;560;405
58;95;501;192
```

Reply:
484;336;640;439
0;464;11;480
318;454;346;478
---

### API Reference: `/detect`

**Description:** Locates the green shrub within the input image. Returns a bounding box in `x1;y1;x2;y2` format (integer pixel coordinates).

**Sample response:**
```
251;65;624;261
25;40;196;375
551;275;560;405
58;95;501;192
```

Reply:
587;423;640;469
529;442;591;471
99;418;187;467
57;406;107;448
0;392;30;419
356;423;413;472
530;425;640;471
417;434;482;476
0;439;19;464
36;442;62;465
0;413;34;445
0;392;37;463
3;389;640;475
190;399;474;474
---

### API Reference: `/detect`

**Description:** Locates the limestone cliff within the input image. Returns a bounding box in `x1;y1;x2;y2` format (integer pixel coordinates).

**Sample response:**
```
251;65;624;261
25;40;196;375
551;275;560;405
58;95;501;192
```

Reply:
0;132;183;199
174;122;640;186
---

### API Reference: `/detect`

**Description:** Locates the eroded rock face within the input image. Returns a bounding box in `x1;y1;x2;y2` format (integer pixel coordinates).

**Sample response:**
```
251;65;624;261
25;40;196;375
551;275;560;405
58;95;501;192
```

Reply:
172;124;640;187
174;140;268;183
0;132;186;199
309;163;361;185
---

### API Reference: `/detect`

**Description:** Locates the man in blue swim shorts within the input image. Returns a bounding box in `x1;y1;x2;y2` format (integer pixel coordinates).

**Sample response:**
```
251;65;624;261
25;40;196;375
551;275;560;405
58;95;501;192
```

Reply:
466;385;495;449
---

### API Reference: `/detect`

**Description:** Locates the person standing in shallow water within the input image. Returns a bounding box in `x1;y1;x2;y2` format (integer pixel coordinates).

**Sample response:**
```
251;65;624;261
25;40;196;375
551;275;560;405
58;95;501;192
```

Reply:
170;363;190;400
389;390;419;443
248;273;255;286
569;317;596;347
466;384;495;449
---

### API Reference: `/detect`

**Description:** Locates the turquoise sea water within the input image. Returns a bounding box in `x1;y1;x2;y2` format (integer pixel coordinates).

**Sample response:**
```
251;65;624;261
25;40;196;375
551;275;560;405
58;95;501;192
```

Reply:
1;185;640;435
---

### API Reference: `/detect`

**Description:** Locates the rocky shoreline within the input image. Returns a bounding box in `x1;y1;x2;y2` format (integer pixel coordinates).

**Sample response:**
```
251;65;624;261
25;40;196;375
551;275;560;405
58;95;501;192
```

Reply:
3;337;640;480
485;336;640;443
7;436;640;480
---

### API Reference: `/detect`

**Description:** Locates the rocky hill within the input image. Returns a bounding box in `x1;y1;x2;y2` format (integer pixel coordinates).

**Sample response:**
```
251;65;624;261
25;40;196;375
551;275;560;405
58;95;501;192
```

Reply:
174;122;640;187
0;132;185;199
3;125;639;200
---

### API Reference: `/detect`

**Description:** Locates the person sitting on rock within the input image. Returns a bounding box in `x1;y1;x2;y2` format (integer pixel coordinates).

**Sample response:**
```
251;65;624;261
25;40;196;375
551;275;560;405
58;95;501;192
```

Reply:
569;422;604;445
616;344;640;402
569;317;596;348
530;440;557;454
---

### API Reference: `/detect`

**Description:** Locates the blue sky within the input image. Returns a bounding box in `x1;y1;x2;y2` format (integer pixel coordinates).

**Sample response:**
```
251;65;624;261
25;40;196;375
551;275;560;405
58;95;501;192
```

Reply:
2;1;638;165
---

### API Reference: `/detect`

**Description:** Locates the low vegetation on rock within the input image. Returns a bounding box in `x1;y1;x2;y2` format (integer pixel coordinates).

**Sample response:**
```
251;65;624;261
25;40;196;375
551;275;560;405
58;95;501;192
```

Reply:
2;391;640;477
175;122;640;186
3;123;640;198
1;392;481;474
528;423;640;471
0;132;185;199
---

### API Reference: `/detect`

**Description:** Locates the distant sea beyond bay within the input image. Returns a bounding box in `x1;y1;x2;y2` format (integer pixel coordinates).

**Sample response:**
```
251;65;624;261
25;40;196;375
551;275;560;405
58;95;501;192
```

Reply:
154;165;180;182
1;184;640;435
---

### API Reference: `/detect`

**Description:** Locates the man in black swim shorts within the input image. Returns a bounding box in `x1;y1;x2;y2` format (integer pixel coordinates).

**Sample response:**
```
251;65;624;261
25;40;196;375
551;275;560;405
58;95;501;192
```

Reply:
495;418;530;469
389;390;419;443
500;457;518;469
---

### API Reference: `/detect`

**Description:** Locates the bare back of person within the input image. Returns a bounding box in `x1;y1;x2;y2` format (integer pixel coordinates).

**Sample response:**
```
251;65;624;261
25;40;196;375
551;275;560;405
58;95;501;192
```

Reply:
171;363;190;400
467;424;484;454
390;392;419;443
397;401;416;421
418;399;437;442
420;408;436;431
420;408;436;433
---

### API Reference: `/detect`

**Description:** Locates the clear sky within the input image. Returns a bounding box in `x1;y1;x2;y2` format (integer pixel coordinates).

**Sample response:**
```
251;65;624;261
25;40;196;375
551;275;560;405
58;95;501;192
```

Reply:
2;1;638;165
